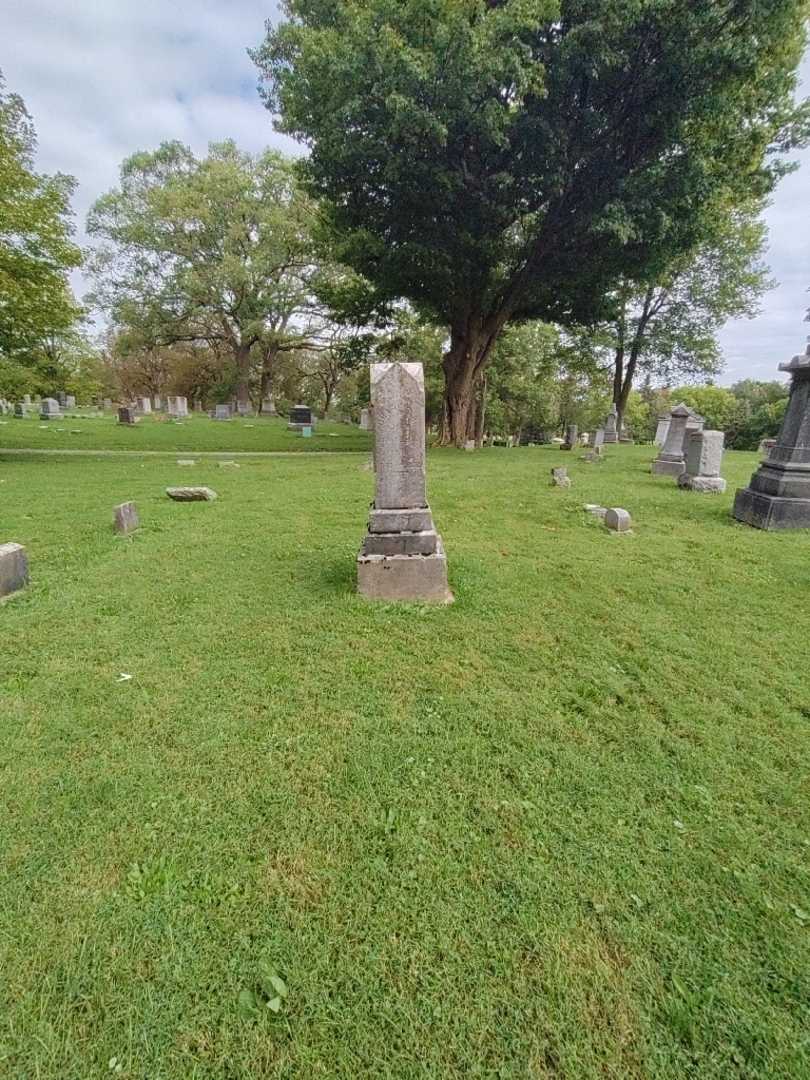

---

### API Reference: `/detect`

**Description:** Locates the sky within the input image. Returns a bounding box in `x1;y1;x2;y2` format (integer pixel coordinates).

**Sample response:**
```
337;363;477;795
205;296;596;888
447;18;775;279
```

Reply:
3;0;810;385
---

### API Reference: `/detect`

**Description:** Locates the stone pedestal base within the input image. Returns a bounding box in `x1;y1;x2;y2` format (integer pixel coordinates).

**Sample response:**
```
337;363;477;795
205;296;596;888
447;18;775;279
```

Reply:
358;504;452;602
0;542;29;598
651;457;684;477
678;475;726;493
733;487;810;530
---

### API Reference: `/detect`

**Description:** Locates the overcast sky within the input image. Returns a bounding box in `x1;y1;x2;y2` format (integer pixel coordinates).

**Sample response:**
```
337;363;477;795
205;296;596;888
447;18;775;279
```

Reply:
4;0;809;385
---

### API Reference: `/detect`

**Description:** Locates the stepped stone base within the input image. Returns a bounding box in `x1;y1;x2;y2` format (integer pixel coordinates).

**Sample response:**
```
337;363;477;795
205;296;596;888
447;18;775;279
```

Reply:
358;503;453;602
651;458;684;477
733;487;810;530
678;475;726;493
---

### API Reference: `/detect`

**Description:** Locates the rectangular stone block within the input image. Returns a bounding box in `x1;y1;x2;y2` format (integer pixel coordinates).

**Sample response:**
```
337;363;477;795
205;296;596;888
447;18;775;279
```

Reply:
0;542;29;598
357;545;451;604
685;430;724;477
361;530;439;557
651;459;685;477
165;487;217;501
368;508;434;533
113;501;140;534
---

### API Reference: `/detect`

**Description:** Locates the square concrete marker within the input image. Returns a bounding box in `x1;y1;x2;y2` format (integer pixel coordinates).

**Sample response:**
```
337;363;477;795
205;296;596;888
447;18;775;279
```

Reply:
0;542;29;598
357;362;452;602
113;502;139;535
166;487;217;501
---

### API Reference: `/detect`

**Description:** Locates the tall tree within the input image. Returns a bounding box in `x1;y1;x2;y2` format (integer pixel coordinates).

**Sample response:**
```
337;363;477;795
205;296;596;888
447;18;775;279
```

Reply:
575;205;771;433
253;0;808;445
0;72;82;364
87;141;315;407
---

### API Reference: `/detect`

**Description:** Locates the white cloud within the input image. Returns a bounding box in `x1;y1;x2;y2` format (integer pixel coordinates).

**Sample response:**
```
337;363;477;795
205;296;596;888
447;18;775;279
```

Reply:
3;1;810;380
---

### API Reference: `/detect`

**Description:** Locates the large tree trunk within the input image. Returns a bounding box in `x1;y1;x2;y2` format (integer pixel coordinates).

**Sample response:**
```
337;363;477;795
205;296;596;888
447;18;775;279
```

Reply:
439;320;503;447
234;341;252;409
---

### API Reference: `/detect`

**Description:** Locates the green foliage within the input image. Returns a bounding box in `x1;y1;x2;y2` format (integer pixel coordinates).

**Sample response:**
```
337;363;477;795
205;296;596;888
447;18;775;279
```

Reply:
254;1;808;333
671;386;740;434
0;72;82;363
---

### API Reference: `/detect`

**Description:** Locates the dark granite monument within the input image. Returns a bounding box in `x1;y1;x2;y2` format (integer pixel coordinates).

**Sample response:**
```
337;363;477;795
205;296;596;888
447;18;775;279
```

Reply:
733;345;810;529
288;405;315;431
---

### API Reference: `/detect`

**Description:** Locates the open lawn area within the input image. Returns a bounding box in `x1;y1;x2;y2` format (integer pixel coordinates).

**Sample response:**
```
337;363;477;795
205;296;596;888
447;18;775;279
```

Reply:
1;445;809;1078
0;412;372;453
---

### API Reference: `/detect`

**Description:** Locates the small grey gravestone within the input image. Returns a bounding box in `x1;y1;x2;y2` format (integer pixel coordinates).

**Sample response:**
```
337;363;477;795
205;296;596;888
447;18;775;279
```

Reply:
551;467;571;488
40;398;61;420
113;502;139;535
166;487;217;501
678;430;727;493
214;404;232;421
0;542;29;598
118;407;136;425
605;508;632;533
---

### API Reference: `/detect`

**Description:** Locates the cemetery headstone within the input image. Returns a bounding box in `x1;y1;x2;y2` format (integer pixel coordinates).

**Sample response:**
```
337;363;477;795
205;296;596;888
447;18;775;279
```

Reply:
65;394;76;410
677;430;727;493
551;467;571;488
118;407;136;425
40;398;61;420
654;414;671;447
136;397;151;414
261;397;276;416
235;400;251;417
214;404;232;421
166;487;218;501
651;404;691;476
56;391;67;408
113;502;140;535
22;394;31;405
288;405;314;431
103;398;113;411
357;362;452;603
733;343;810;528
360;408;371;430
166;396;189;418
561;424;578;450
603;404;619;443
153;395;163;410
605;508;632;533
13;402;26;418
302;425;313;438
0;542;29;598
593;427;606;450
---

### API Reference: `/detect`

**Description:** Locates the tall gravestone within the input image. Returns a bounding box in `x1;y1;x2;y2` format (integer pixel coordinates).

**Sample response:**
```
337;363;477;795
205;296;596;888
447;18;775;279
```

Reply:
359;408;371;430
733;345;810;528
136;397;151;414
677;430;726;492
651;404;691;476
654;415;671;447
357;363;452;603
603;404;619;444
561;424;578;451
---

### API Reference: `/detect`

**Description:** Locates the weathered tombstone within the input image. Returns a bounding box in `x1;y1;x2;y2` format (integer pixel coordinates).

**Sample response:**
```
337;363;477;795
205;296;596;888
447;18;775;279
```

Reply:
584;504;608;519
165;487;217;501
733;344;810;528
194;400;203;412
654;414;671;447
651;404;691;476
592;427;606;450
234;400;251;417
153;395;163;410
561;424;578;451
113;501;139;535
261;397;276;416
22;394;31;405
677;430;727;493
758;437;777;457
118;407;136;425
136;397;151;414
65;394;76;410
360;408;371;430
56;391;67;408
40;398;61;420
603;404;619;444
214;404;232;421
605;508;632;532
103;398;113;411
551;467;571;488
357;363;452;603
0;542;29;598
13;402;26;418
288;405;314;431
166;395;189;418
581;446;604;463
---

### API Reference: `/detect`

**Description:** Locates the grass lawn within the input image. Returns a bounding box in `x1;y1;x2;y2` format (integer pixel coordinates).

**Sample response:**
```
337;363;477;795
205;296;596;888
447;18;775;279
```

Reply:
0;411;372;453
1;444;809;1078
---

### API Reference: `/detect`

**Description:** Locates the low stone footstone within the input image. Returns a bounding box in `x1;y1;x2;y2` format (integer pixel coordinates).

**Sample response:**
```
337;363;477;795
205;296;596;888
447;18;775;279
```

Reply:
651;404;691;476
177;459;196;466
734;344;810;529
113;502;139;535
551;467;571;488
0;543;29;598
218;460;240;468
561;423;578;450
584;504;608;519
166;487;217;501
605;508;632;532
118;407;136;425
677;430;727;493
357;362;452;603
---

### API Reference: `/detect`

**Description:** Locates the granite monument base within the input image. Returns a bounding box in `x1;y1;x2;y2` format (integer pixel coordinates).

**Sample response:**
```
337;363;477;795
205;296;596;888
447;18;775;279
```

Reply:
358;505;452;603
678;475;726;493
732;487;810;529
651;458;685;477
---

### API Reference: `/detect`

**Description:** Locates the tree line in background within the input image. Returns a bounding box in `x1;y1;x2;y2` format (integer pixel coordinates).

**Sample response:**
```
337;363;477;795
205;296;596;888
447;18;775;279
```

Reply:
1;1;809;448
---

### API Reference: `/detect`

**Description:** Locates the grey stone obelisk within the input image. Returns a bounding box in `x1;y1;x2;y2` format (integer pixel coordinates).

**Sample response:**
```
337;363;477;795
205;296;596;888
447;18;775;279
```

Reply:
733;344;810;528
603;404;619;444
651;404;691;476
357;363;452;602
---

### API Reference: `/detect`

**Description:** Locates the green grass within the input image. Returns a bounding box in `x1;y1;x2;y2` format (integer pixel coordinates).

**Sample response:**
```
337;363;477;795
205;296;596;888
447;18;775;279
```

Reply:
1;444;809;1078
0;411;371;453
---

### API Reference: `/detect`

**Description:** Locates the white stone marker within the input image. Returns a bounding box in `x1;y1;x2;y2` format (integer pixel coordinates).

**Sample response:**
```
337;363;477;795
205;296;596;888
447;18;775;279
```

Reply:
136;397;152;414
0;542;29;598
605;508;632;532
357;363;452;603
677;430;727;493
166;396;189;418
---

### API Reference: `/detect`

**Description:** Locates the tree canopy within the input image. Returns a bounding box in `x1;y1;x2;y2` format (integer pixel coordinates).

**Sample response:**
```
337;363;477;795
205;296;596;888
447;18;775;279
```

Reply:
253;0;809;443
